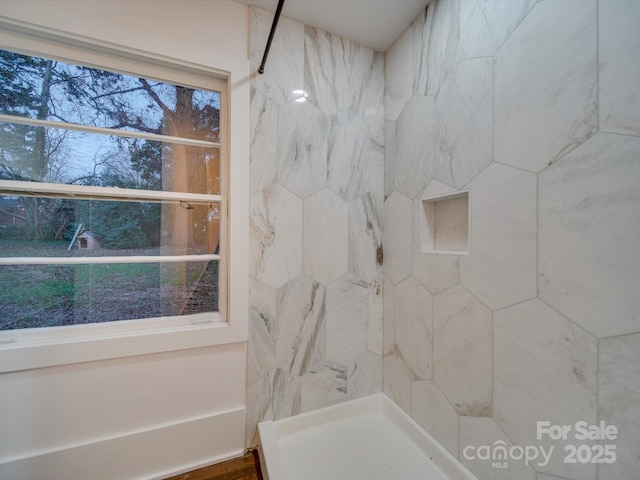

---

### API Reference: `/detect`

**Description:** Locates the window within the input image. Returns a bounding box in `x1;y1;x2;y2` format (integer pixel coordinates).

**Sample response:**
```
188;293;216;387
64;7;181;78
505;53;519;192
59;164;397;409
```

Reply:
0;48;227;332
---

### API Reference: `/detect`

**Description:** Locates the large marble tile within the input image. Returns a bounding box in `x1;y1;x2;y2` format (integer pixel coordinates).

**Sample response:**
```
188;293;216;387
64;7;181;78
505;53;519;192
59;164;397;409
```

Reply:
271;369;302;420
348;193;383;283
433;285;492;417
275;275;325;377
383;354;413;415
249;89;278;194
249;184;302;289
394;276;433;380
538;133;640;338
434;57;492;189
494;0;598;173
305;26;383;123
277;100;329;198
382;275;395;357
412;181;460;295
300;359;347;414
460;416;536;480
250;7;304;105
425;0;462;97
383;191;412;285
327;111;379;202
348;350;382;401
303;188;348;285
384;119;397;199
598;333;640;480
411;380;459;457
246;373;273;448
368;275;384;355
384;8;430;121
458;0;537;59
248;278;276;386
460;163;537;310
391;95;437;199
599;0;640;136
494;299;598;480
325;274;368;367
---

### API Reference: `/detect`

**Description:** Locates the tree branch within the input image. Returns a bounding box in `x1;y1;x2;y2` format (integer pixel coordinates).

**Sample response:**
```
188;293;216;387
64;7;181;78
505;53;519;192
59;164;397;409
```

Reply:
138;78;172;116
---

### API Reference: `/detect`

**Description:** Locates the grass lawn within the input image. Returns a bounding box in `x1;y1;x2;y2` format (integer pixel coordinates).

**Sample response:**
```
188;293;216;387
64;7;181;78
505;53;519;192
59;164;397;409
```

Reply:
0;239;217;330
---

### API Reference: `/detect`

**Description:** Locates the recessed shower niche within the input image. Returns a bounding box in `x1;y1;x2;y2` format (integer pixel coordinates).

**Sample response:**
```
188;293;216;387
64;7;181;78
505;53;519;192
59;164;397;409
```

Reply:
420;191;470;254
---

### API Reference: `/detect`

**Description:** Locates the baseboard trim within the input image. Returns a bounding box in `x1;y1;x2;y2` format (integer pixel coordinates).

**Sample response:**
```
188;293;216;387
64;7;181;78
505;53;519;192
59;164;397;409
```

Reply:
0;408;246;480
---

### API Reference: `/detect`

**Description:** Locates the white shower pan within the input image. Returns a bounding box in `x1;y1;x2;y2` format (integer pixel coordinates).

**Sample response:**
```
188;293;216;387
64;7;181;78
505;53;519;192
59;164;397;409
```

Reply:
257;393;478;480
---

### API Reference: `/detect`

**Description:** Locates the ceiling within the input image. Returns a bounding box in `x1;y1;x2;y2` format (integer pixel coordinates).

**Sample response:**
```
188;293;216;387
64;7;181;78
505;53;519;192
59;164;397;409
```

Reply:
230;0;431;52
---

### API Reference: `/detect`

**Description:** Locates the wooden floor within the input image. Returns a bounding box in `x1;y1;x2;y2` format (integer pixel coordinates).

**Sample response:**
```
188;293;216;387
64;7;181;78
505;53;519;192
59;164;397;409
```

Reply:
165;450;263;480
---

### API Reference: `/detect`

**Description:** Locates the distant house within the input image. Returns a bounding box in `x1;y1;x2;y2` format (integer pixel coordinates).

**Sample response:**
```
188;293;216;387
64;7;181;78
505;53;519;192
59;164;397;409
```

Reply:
76;231;102;250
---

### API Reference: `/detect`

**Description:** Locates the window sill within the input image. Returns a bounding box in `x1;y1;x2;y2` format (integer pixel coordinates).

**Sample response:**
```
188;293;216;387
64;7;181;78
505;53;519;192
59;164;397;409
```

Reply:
0;315;246;373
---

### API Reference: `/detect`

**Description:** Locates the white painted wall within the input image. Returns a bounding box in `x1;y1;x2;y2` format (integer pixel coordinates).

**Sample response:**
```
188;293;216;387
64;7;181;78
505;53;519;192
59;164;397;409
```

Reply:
0;1;250;478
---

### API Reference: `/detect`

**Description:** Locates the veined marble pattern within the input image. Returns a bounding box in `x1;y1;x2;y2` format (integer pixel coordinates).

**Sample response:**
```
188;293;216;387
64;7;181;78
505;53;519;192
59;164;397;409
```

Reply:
348;350;382;401
327;111;381;202
382;276;395;357
271;369;302;420
382;0;640;477
384;8;430;122
391;95;437;199
425;0;462;97
458;0;537;59
411;380;459;457
459;417;536;480
277;100;329;199
383;354;413;415
248;6;384;447
384;119;397;199
249;90;278;194
249;184;302;289
250;7;304;105
494;0;598;173
348;193;383;283
435;57;492;189
325;274;368;366
275;275;325;377
599;0;640;136
394;276;433;380
460;163;537;310
494;300;598;480
539;133;640;338
368;275;384;355
304;27;384;123
246;374;273;447
300;359;347;414
248;278;276;386
383;191;412;285
303;189;348;286
598;333;640;480
433;285;492;417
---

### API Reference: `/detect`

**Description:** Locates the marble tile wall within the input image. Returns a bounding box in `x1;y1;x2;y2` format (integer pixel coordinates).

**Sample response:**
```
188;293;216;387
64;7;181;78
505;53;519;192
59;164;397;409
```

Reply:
383;1;640;479
246;7;384;447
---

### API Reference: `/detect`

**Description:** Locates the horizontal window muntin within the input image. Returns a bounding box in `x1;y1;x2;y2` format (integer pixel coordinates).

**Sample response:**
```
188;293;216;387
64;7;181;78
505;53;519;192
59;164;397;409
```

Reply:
0;120;221;196
0;47;227;332
0;114;221;149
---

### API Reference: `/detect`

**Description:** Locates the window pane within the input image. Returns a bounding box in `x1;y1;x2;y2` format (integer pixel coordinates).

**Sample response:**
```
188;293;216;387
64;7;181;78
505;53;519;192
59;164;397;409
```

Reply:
0;261;219;330
0;196;220;256
0;49;220;142
0;122;221;195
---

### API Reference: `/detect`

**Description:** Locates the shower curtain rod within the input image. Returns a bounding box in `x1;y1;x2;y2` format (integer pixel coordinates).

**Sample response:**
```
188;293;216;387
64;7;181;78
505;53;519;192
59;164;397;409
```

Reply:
258;0;286;74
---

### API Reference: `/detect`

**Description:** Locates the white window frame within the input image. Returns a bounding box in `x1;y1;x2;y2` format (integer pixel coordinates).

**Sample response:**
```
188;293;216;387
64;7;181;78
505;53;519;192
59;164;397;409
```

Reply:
0;17;248;373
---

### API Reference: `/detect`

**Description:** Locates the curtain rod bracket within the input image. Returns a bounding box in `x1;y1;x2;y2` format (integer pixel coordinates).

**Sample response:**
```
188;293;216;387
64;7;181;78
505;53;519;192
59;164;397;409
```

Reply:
258;0;286;74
